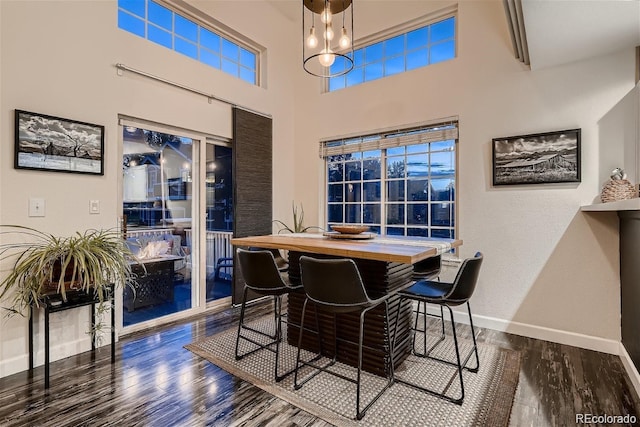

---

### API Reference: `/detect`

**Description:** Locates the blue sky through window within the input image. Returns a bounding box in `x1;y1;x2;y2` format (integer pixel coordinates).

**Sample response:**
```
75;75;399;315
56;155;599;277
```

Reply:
329;16;456;92
118;0;257;85
325;126;457;238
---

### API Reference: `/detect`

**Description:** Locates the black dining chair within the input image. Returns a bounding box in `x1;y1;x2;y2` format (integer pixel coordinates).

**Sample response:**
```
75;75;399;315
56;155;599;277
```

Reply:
392;252;483;405
234;248;301;382
294;256;395;420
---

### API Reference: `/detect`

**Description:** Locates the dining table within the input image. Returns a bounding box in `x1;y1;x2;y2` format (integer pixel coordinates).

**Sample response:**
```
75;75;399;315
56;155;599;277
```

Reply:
231;232;462;377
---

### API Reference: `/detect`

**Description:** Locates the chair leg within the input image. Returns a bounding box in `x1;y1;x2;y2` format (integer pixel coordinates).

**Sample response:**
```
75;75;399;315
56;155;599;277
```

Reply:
467;301;480;372
394;303;475;405
412;301;445;358
356;303;395;420
315;303;325;356
274;296;283;381
294;300;332;389
234;286;249;360
447;306;465;405
411;301;423;356
331;313;338;363
273;296;279;340
294;298;309;390
295;301;394;420
356;308;365;419
235;289;290;378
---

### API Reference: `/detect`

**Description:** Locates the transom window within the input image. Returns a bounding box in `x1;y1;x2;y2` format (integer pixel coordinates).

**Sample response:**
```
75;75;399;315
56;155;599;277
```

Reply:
323;123;458;238
118;0;258;85
328;16;456;92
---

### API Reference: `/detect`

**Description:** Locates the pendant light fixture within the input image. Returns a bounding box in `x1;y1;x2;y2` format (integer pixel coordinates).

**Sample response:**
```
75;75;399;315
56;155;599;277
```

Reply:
303;0;354;78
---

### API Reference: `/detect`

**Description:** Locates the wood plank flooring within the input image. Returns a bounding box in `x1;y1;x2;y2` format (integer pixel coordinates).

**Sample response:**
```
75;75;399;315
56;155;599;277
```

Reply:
0;301;638;426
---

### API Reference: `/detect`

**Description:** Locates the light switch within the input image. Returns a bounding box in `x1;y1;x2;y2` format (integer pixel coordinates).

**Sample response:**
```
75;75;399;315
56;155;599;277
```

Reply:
90;200;100;214
29;198;45;217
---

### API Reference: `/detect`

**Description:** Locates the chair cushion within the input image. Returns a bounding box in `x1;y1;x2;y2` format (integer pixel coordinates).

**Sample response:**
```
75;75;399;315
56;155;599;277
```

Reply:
399;280;453;301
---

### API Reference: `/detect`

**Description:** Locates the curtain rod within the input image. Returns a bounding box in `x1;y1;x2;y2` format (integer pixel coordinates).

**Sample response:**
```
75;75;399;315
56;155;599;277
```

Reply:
115;63;271;119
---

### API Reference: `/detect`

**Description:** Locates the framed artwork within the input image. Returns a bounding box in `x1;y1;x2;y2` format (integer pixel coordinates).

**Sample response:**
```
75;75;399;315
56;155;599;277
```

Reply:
15;110;104;175
167;178;187;200
492;129;581;185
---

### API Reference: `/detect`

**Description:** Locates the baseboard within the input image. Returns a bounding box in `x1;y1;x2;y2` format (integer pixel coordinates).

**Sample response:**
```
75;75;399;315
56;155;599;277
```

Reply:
0;336;105;379
0;354;28;379
422;305;620;355
619;343;640;397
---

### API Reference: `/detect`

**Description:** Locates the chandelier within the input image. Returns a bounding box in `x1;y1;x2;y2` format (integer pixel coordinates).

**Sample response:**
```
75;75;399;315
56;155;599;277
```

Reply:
303;0;354;78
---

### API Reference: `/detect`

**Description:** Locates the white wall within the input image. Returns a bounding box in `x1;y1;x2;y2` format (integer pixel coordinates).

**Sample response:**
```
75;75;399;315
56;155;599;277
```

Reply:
292;0;634;350
0;0;297;377
598;84;639;188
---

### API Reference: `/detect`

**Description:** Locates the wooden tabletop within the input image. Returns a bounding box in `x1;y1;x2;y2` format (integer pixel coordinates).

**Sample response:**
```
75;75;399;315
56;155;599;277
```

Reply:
231;234;462;264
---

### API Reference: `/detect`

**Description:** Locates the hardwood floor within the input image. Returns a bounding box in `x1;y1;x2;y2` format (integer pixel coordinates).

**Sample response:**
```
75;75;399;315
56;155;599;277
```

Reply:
0;302;638;426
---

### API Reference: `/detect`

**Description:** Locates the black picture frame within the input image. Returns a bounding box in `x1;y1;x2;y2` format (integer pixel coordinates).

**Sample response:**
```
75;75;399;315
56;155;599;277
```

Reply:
15;109;105;175
492;128;581;186
167;178;187;200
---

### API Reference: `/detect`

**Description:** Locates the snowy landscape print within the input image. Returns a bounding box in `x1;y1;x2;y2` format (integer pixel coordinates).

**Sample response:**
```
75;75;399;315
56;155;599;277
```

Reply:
15;110;104;175
492;129;580;185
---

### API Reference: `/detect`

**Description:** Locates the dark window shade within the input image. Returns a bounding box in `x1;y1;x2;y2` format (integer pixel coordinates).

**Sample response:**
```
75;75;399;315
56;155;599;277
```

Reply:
232;107;273;305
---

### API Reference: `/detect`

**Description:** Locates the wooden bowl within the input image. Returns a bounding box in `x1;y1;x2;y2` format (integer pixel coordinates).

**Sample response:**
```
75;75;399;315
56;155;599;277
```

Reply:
330;225;370;235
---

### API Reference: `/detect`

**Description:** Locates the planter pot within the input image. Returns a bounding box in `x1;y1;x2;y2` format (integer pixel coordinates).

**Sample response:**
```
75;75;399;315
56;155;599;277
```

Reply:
41;260;83;296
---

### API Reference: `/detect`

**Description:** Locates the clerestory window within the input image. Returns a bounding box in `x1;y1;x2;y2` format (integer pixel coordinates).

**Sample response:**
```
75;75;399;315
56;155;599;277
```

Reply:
118;0;259;85
328;14;456;92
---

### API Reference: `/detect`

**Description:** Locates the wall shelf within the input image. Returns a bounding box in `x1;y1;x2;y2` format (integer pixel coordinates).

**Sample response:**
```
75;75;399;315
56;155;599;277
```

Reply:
580;198;640;212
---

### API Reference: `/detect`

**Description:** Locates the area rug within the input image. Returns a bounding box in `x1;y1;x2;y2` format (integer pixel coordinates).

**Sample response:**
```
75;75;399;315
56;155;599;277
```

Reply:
185;315;521;427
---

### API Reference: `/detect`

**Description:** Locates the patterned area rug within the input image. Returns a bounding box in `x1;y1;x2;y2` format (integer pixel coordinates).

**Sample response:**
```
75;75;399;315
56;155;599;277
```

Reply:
186;316;520;426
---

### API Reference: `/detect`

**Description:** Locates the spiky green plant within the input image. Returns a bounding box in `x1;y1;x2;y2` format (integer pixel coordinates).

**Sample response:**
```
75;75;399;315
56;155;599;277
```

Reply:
273;202;324;234
0;225;135;316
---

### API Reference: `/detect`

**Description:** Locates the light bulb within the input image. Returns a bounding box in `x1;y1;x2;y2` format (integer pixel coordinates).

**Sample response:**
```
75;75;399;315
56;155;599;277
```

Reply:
320;8;332;24
324;26;334;41
318;49;335;67
306;27;318;48
339;28;350;49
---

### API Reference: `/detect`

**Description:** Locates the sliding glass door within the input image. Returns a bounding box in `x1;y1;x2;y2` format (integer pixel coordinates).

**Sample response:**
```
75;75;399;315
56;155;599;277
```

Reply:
122;126;194;326
205;142;233;303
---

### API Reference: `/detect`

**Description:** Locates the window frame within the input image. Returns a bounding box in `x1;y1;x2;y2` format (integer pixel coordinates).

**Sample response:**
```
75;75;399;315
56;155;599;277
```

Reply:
323;122;458;239
326;5;457;93
117;0;262;86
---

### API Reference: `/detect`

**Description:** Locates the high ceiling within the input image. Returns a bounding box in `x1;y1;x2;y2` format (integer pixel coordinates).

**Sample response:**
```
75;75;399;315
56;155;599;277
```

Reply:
522;0;640;70
267;0;640;70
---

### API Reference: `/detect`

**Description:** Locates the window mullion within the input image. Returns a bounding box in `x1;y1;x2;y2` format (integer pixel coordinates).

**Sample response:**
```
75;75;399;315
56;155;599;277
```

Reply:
403;152;408;235
427;150;432;237
381;150;387;234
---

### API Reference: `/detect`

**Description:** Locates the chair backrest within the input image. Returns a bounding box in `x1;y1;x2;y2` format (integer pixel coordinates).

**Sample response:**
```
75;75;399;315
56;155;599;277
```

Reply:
237;248;287;290
413;254;442;275
299;256;370;308
248;247;288;271
446;252;483;303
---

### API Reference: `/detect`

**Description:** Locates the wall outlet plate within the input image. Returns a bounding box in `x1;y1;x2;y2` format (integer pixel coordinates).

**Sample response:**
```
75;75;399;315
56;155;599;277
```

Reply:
90;200;100;214
29;198;45;217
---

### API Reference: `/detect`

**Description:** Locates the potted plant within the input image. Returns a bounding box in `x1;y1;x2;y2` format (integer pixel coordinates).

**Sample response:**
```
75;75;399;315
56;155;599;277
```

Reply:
273;202;324;234
0;226;135;320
